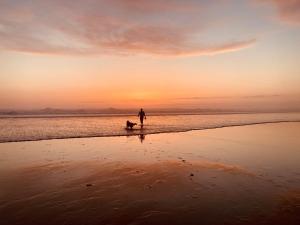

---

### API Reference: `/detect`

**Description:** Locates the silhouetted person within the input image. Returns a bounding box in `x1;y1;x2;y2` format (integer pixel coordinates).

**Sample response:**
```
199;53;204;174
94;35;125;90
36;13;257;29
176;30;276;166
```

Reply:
138;108;146;127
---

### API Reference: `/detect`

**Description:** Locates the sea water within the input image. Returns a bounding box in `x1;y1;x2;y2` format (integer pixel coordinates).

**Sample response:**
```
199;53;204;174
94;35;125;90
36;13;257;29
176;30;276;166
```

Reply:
1;112;300;142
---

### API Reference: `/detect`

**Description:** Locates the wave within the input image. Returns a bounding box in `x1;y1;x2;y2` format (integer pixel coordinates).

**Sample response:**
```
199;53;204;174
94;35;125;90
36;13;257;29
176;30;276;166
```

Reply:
1;120;299;143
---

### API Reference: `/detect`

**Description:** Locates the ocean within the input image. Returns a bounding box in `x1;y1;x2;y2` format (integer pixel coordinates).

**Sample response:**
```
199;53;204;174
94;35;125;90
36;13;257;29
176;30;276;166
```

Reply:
1;112;300;143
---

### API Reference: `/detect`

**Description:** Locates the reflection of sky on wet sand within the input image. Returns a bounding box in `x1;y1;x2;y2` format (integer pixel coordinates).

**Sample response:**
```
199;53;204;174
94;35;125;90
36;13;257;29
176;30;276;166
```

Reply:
0;123;299;225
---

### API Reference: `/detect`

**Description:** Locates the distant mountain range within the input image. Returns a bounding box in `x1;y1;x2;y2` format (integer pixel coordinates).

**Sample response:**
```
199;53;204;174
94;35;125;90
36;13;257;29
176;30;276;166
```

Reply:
0;107;299;117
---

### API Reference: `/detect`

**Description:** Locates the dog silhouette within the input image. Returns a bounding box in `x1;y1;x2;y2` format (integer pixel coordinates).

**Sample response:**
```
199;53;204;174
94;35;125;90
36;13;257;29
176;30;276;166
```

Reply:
126;120;137;129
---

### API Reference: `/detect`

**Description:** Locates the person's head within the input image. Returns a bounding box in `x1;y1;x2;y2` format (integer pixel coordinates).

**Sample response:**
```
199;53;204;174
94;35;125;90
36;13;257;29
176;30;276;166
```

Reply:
140;108;143;111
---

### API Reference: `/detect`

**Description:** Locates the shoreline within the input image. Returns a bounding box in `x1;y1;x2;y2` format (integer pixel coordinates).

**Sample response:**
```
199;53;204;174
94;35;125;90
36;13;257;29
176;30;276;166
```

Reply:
1;120;300;143
2;111;300;119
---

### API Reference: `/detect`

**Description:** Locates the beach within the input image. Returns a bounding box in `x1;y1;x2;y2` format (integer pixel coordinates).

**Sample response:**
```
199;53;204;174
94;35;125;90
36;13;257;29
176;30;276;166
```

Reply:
2;0;300;224
0;122;299;225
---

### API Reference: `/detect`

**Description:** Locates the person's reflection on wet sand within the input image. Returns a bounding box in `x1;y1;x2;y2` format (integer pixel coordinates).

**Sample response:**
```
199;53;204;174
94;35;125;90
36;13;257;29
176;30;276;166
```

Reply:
138;134;146;143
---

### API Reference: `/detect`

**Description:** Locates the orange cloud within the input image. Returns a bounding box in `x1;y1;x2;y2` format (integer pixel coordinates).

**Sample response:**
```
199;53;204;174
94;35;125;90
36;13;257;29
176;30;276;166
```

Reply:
259;0;300;25
110;0;199;13
0;0;257;56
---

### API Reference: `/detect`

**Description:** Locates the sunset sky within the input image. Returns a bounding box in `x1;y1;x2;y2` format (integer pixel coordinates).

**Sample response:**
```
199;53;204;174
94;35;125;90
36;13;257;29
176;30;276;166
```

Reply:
0;0;299;110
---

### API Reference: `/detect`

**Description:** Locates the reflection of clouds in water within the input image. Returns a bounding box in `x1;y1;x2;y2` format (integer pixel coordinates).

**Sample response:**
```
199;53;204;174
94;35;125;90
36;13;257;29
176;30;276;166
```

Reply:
188;160;257;177
1;123;299;225
1;160;298;225
276;190;300;214
13;160;259;194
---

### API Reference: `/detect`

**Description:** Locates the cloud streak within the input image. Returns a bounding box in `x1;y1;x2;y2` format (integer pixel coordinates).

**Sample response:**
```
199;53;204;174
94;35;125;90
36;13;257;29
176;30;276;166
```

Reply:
0;0;257;56
259;0;300;25
177;94;281;100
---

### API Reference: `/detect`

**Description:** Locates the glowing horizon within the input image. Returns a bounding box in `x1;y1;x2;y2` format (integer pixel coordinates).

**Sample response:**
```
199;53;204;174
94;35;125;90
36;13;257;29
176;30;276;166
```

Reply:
0;0;300;110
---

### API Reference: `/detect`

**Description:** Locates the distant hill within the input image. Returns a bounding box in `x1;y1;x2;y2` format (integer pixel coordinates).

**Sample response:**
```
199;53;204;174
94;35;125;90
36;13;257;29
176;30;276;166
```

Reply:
0;107;299;117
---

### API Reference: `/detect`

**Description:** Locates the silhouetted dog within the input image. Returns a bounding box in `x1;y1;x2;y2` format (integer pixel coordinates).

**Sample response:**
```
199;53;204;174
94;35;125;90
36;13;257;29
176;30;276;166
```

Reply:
126;120;137;129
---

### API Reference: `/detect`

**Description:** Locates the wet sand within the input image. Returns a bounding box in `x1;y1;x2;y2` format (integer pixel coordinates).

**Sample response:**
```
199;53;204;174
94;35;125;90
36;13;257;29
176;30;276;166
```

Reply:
0;122;299;225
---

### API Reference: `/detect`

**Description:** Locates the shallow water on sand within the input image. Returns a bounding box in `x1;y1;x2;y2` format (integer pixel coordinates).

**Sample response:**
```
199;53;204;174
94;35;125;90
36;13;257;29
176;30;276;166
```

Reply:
1;112;300;142
0;123;299;225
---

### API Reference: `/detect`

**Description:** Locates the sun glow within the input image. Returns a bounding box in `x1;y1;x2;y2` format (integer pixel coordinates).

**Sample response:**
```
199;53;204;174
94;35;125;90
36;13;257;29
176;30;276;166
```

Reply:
0;0;300;111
